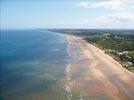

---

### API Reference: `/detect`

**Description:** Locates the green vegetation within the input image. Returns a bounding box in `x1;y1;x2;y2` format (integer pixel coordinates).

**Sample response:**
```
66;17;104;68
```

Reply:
84;34;134;51
48;29;134;72
83;33;134;72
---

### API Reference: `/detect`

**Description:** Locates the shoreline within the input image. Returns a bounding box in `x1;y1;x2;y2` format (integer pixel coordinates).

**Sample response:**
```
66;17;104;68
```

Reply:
64;35;73;100
71;34;134;73
84;38;134;73
85;41;134;73
64;34;134;100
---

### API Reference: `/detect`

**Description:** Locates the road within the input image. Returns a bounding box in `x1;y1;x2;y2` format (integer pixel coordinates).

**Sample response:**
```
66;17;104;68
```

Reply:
65;35;134;100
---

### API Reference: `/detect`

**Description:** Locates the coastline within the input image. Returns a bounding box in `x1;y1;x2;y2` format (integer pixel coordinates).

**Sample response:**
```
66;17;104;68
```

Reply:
64;34;134;100
64;35;73;100
85;41;134;73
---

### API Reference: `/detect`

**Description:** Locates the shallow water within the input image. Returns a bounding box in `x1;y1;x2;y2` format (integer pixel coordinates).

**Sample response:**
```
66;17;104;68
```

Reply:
0;30;69;100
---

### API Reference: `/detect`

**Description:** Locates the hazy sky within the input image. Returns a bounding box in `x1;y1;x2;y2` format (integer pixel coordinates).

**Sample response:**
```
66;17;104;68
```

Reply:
1;0;134;29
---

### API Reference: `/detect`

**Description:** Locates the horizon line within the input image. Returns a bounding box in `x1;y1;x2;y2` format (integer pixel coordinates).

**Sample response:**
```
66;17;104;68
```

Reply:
1;28;134;30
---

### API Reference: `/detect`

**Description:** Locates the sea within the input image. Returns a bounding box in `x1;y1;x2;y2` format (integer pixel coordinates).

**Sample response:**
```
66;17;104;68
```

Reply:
0;30;69;100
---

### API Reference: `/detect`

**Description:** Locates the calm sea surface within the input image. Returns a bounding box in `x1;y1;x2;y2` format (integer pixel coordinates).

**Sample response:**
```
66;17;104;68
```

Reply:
0;30;69;100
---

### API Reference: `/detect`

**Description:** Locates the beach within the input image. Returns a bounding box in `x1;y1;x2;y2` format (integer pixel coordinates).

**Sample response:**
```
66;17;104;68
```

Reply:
65;35;134;100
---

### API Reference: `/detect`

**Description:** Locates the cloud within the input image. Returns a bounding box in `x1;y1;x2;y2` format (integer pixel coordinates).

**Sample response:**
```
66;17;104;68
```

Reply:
78;0;134;10
94;12;134;28
54;12;134;29
97;13;134;23
76;0;134;28
68;12;134;29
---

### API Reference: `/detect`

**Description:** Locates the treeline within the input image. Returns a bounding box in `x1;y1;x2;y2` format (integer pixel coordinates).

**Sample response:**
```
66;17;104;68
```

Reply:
84;34;134;51
47;29;134;71
82;32;134;72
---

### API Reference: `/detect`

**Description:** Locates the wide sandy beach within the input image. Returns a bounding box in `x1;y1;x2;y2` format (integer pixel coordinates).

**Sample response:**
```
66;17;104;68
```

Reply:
65;35;134;100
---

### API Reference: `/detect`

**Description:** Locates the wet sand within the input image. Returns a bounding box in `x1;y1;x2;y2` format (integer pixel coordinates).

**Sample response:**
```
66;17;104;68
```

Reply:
65;35;134;100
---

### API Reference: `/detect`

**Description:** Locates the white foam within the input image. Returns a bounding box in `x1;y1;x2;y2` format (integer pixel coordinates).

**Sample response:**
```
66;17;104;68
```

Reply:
66;65;71;74
79;94;83;100
64;64;73;100
65;84;71;93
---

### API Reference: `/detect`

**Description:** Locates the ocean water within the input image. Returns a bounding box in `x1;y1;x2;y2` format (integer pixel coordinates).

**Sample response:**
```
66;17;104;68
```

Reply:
0;30;69;100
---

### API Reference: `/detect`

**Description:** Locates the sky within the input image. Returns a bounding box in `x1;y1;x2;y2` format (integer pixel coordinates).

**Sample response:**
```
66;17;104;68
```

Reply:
1;0;134;29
